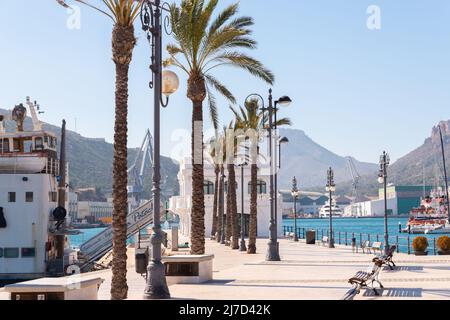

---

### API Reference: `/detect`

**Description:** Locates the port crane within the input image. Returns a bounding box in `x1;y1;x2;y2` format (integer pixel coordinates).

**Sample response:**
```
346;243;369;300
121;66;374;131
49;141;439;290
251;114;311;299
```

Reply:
127;130;154;208
346;157;361;201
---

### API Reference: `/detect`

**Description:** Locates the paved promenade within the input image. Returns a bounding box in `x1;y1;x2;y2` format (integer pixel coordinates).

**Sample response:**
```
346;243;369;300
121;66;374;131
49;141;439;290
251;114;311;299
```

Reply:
2;239;450;300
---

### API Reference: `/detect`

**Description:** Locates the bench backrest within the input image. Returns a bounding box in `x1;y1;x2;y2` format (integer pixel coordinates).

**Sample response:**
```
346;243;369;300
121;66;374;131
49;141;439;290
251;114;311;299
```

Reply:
361;240;370;248
323;236;328;242
372;242;382;249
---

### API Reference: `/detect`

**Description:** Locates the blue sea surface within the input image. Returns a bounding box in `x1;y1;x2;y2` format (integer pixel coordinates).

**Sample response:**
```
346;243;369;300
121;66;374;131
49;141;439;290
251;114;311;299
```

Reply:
283;217;446;254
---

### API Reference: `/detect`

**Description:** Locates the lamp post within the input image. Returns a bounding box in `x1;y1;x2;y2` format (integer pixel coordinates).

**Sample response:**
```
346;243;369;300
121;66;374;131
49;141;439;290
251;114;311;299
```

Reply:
278;137;289;169
326;167;336;248
238;162;248;252
291;177;300;242
220;170;226;245
141;0;179;300
245;90;292;262
378;151;390;255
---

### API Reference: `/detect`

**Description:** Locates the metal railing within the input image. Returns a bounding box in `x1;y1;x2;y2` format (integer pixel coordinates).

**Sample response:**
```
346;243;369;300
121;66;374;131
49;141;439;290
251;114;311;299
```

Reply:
283;226;440;256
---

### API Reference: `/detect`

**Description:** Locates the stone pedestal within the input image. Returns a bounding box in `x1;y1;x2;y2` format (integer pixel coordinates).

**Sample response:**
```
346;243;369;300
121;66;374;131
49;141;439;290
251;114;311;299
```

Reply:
162;254;214;286
4;277;104;300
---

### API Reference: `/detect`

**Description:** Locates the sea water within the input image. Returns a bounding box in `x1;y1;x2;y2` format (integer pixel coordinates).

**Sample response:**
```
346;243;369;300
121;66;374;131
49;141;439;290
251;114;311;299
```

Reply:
283;217;446;254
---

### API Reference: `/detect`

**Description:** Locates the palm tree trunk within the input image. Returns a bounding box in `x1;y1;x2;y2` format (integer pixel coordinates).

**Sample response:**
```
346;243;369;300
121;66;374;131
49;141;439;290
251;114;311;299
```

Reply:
210;165;219;239
228;164;239;250
216;165;224;242
188;74;206;255
248;164;258;254
110;24;136;301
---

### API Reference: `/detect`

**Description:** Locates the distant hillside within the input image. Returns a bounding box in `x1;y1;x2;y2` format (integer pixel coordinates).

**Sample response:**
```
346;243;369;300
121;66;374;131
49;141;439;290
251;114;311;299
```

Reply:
278;128;379;189
0;109;180;200
335;120;450;197
389;120;450;187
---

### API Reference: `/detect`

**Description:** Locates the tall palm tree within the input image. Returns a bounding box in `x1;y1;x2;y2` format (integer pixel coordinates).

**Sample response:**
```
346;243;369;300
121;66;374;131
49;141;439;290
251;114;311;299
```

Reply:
232;100;291;254
56;0;142;300
166;0;274;255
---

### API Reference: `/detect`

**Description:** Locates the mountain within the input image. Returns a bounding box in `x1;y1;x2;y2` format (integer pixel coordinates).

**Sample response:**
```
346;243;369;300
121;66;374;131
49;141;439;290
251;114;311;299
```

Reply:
336;120;450;197
389;120;450;187
278;128;379;190
0;109;180;200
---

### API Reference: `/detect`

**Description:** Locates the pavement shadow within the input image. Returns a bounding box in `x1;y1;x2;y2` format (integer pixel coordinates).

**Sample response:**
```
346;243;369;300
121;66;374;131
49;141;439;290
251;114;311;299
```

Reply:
383;266;424;272
363;288;423;298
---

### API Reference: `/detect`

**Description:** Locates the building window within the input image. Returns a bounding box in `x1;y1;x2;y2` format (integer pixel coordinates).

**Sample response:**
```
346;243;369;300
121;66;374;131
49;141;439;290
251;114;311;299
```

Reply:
25;192;33;203
0;139;9;153
49;192;57;202
203;181;214;195
0;248;3;258
35;137;43;150
8;192;16;203
4;248;19;258
248;180;267;195
21;248;36;258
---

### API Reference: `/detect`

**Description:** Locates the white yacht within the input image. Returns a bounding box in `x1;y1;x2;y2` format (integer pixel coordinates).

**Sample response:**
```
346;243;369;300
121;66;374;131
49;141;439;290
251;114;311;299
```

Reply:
319;203;343;218
0;97;75;283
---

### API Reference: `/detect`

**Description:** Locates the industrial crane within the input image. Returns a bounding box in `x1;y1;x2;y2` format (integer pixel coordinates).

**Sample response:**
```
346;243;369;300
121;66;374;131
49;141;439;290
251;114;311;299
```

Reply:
127;130;153;209
346;157;361;203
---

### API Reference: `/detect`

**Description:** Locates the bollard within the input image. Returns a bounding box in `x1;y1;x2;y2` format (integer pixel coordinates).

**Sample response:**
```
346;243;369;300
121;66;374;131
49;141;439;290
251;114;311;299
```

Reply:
339;232;341;245
368;234;371;244
396;236;399;253
407;236;411;255
433;238;437;255
376;234;379;242
345;232;348;246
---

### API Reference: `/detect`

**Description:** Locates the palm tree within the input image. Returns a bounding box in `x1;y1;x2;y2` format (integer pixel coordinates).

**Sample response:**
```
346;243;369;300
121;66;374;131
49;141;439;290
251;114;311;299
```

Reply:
232;100;291;254
166;0;274;255
56;0;142;300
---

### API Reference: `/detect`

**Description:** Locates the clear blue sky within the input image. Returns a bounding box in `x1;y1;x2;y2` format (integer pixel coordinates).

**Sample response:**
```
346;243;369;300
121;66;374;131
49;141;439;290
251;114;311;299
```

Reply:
1;0;449;164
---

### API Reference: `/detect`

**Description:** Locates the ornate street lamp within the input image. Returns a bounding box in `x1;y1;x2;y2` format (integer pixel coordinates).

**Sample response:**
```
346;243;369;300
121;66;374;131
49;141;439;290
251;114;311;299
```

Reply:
378;151;390;255
141;0;179;300
291;177;300;242
244;90;292;262
238;161;248;252
326;167;336;248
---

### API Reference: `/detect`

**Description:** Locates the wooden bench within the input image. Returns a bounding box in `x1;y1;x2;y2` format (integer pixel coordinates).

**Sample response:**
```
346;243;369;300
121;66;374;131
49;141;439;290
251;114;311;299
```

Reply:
368;242;382;254
360;240;370;253
345;258;384;298
375;245;397;270
320;236;329;246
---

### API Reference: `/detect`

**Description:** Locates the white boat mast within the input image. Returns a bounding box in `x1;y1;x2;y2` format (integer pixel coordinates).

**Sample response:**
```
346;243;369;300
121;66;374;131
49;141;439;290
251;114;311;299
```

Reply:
26;96;43;131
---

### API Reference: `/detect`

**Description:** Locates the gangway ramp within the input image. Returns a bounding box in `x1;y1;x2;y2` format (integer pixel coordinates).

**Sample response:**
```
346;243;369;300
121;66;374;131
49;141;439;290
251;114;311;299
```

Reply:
78;200;155;270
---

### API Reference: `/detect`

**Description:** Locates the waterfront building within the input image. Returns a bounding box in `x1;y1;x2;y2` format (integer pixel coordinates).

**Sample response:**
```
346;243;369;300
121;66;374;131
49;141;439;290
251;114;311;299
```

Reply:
169;158;283;238
77;200;113;224
281;191;328;217
68;191;78;222
344;185;434;217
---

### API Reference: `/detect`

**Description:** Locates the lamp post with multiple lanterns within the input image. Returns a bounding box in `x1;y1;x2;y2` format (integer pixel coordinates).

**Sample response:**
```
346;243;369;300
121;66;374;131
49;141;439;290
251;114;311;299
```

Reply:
378;151;390;255
140;0;179;300
245;90;292;262
326;167;336;248
291;177;300;242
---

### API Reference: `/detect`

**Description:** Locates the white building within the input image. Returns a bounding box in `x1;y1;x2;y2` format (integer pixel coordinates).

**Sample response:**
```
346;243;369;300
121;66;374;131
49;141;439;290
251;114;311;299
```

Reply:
68;191;78;222
169;158;283;239
77;200;113;224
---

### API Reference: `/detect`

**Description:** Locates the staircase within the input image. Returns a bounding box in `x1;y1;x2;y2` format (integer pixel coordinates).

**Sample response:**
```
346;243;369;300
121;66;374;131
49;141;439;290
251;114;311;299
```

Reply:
78;200;155;271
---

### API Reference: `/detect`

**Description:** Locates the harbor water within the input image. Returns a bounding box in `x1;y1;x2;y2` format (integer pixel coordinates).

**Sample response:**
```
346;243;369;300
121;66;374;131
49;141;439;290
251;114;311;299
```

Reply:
283;217;447;254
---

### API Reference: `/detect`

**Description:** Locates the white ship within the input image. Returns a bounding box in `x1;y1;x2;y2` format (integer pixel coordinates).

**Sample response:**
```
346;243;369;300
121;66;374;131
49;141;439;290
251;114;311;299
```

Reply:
319;203;343;218
0;97;76;282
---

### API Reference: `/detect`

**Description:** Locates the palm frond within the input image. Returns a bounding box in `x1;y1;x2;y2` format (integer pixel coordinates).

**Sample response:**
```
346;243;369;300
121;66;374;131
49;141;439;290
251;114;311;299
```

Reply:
205;74;236;104
205;52;275;84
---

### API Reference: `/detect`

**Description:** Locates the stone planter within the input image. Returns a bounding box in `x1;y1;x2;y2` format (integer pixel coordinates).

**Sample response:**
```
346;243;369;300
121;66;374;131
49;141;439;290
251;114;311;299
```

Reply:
414;250;428;256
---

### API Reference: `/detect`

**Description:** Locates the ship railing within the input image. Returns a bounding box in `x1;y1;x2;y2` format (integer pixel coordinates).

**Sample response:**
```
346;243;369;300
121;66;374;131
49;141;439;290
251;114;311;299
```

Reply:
283;226;440;256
